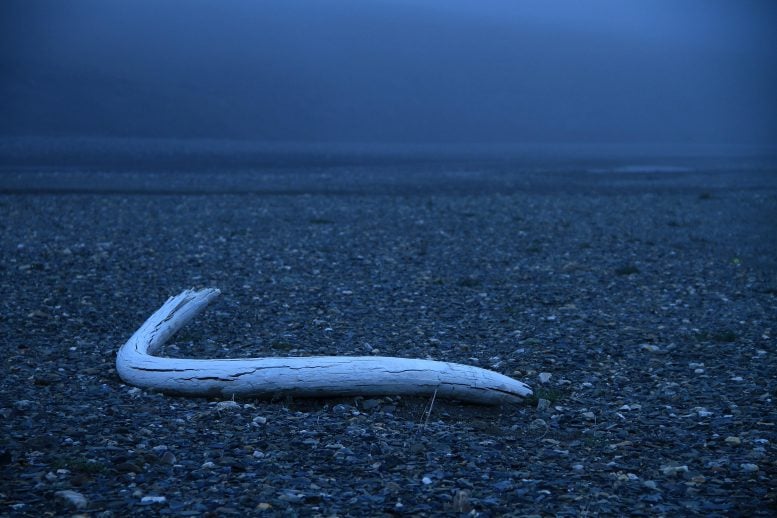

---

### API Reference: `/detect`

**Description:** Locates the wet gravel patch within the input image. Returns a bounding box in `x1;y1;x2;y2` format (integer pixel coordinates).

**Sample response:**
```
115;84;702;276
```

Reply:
1;167;776;516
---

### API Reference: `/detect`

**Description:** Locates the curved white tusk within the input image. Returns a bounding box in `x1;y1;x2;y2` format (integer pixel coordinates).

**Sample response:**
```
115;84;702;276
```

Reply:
116;288;533;405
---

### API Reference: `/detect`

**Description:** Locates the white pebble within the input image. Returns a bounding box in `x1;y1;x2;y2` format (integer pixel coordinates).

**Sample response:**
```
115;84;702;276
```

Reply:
538;372;552;384
55;490;88;509
421;476;433;485
661;465;688;476
741;463;759;473
252;416;268;426
215;401;240;411
141;496;167;504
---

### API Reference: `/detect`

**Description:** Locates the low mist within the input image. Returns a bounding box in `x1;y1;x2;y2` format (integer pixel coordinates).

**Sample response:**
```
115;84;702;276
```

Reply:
2;0;776;155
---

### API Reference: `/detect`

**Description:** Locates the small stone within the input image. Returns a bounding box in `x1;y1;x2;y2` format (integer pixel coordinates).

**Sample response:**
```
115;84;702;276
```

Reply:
661;465;688;476
741;463;759;473
14;400;34;410
750;447;766;459
160;451;176;464
643;480;658;490
572;464;584;471
528;418;547;432
252;450;265;459
115;462;141;473
252;416;267;426
33;373;61;386
55;490;88;510
141;496;167;504
536;398;551;411
725;436;741;446
256;503;272;511
215;401;240;411
201;461;216;469
538;372;552;384
582;411;596;420
640;344;661;352
361;399;381;411
421;476;433;485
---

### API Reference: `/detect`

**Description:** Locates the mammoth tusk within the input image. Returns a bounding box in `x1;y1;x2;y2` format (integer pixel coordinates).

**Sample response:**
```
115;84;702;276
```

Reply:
116;288;533;405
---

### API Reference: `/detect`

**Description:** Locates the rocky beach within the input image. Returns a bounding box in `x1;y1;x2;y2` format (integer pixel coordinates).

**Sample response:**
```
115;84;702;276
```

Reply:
1;162;776;516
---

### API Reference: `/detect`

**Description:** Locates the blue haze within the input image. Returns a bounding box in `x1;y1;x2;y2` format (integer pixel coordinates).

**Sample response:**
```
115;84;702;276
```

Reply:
1;0;776;158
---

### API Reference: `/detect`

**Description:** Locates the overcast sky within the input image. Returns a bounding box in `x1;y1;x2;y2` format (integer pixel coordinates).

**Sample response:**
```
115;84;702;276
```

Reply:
2;0;775;150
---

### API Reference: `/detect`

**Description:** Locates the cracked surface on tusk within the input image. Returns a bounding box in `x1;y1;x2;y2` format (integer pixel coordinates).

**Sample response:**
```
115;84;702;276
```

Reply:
116;288;533;405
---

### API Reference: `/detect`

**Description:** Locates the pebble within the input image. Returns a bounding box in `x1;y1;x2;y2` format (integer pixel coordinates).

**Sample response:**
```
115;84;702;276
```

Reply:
14;400;34;411
538;372;552;384
361;399;381;410
582;411;596;420
536;398;550;411
215;401;240;411
421;476;433;485
55;490;88;510
741;463;759;473
724;436;741;446
160;451;176;464
640;344;661;352
141;496;167;504
528;419;547;433
661;465;688;476
252;416;267;426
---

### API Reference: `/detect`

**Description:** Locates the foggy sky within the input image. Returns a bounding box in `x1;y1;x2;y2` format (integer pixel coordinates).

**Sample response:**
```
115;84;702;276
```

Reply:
2;0;776;149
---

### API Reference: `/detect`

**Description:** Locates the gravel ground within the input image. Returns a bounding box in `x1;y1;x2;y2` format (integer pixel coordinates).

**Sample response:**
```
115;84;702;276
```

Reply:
1;164;776;516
